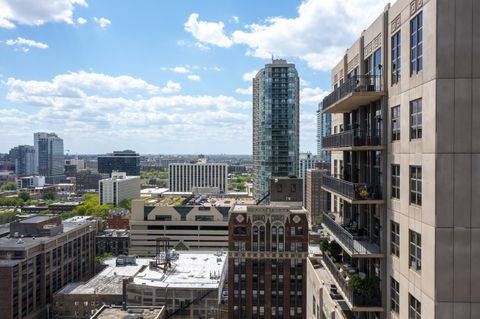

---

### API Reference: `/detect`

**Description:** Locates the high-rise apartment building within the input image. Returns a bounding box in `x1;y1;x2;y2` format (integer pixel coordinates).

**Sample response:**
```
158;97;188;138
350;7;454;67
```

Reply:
98;171;140;205
98;150;140;177
9;145;36;177
168;162;228;194
228;177;308;318
299;152;317;207
33;132;65;184
252;59;300;201
316;105;332;163
311;1;480;318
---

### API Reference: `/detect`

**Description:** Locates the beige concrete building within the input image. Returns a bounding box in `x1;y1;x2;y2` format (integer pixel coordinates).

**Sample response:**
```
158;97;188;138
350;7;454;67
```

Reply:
314;0;480;318
99;171;140;206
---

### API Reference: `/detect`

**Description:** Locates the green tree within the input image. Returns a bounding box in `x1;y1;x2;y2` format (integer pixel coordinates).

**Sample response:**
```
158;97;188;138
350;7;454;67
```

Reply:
118;199;131;210
42;191;55;201
18;191;30;202
0;182;17;191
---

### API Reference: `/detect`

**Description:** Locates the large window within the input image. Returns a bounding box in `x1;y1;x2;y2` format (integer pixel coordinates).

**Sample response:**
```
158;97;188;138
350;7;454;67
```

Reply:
391;221;400;257
391;106;400;141
410;166;422;205
391;277;400;314
392;31;401;84
410;99;422;139
409;294;421;319
409;230;422;271
410;12;423;74
391;164;400;199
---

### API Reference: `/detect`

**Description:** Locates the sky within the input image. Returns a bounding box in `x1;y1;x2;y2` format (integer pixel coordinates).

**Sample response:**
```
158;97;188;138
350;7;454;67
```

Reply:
0;0;391;155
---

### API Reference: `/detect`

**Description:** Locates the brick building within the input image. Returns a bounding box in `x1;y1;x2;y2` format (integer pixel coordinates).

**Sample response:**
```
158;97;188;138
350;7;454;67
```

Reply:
228;177;309;318
106;209;130;229
306;168;329;225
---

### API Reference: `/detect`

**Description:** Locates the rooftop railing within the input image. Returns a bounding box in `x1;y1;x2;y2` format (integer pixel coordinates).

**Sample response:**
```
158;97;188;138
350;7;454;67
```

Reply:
321;173;382;201
322;129;381;149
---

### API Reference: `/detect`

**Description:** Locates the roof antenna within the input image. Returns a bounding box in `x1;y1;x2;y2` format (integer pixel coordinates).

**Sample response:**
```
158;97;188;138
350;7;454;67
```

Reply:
271;53;274;62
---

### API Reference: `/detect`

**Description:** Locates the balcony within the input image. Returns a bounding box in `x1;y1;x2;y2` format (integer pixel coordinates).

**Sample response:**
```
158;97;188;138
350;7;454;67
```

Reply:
321;253;383;312
322;212;382;257
321;174;383;204
322;75;384;114
322;129;383;151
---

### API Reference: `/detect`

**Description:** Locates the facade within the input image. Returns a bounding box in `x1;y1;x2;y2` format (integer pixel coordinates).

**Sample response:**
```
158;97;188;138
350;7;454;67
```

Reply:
97;150;140;177
316;106;332;163
96;229;129;256
298;152;317;207
9;145;35;177
75;170;103;191
98;172;140;205
106;209;130;229
0;215;95;319
168;162;228;194
33;132;65;184
228;178;308;318
318;0;480;318
16;176;45;189
252;59;300;201
306;168;329;224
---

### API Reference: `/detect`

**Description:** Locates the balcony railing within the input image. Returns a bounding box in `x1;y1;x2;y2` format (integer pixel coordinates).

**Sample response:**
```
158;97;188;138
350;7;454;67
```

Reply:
322;253;382;308
322;75;383;111
322;129;381;149
322;212;380;255
321;173;382;201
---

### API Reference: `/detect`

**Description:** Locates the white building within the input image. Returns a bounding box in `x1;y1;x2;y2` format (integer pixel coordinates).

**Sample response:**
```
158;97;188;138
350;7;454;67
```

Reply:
298;152;317;206
16;176;45;189
168;163;228;194
99;171;140;205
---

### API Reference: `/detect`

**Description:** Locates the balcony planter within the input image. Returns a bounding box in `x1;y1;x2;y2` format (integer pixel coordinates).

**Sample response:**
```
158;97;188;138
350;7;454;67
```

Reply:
356;185;369;199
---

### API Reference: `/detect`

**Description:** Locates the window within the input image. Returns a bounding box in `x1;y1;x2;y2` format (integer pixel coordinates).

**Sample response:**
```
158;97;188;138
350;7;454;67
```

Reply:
391;221;400;257
409;230;422;271
409;294;421;319
410;166;422;205
410;99;422;139
410;12;423;74
391;277;400;314
391;164;400;199
392;31;401;84
391;106;400;141
195;215;214;221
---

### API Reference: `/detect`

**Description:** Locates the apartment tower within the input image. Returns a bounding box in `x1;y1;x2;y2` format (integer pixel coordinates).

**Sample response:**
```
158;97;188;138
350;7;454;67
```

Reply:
33;132;64;184
252;59;300;201
310;1;480;319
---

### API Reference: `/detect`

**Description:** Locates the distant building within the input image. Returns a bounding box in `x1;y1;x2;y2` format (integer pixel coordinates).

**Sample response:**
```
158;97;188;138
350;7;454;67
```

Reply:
106;209;130;229
316;106;331;163
252;59;300;200
98;150;140;176
168;163;228;194
0;215;95;319
34;132;65;184
99;172;140;205
9;145;35;176
298;152;317;206
96;229;129;256
228;177;308;318
16;175;45;189
76;170;103;191
306;168;329;224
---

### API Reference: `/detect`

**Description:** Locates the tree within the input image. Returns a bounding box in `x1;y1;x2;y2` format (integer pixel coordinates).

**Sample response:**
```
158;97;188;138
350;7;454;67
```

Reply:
42;191;55;201
118;199;131;210
0;182;17;191
18;191;30;202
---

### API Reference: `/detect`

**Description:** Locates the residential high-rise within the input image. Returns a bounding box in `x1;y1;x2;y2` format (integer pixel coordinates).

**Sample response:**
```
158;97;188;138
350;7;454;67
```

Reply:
34;132;65;184
316;105;332;163
98;150;140;177
168;162;228;194
98;171;140;205
298;152;317;206
228;177;308;318
9;145;35;176
310;1;480;318
252;59;299;201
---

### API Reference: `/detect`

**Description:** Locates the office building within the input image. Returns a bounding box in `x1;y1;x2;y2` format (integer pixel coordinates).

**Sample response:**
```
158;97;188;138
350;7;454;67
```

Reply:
0;215;95;319
228;177;308;318
9;145;35;176
252;59;300;201
75;170;103;191
16;176;45;189
316;106;332;163
168;162;228;194
99;172;140;206
34;132;65;184
98;150;140;177
298;152;317;206
129;195;255;255
316;0;480;318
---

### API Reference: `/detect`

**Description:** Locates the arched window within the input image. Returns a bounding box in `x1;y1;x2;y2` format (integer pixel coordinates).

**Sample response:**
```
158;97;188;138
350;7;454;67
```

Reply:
271;224;285;252
259;225;265;251
271;226;278;251
253;225;259;251
278;226;284;252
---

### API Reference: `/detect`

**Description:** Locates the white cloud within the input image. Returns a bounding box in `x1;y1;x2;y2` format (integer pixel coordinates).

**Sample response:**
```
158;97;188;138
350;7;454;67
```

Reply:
184;13;233;48
194;42;210;51
235;86;252;95
76;17;87;24
160;80;181;93
187;74;201;81
172;66;190;74
300;87;328;106
242;70;258;82
0;0;87;28
231;16;239;23
94;17;111;28
5;37;48;50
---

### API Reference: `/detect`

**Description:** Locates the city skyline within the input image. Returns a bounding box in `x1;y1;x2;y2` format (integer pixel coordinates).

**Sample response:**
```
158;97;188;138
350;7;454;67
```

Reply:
0;0;391;154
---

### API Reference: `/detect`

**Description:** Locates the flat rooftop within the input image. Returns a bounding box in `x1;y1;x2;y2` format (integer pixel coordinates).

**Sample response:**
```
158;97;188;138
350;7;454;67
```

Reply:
132;251;226;289
148;195;255;207
17;215;53;223
92;306;164;319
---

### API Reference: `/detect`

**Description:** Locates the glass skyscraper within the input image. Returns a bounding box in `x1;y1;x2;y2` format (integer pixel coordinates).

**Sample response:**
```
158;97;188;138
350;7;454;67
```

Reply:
34;132;65;183
252;59;299;201
316;103;331;163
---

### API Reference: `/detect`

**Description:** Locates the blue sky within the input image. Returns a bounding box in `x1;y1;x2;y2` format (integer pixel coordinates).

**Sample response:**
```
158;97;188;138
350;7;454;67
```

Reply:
0;0;390;154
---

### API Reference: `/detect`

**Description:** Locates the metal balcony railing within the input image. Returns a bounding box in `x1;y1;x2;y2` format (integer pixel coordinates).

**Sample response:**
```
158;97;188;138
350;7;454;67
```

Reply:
322;253;382;308
321;173;382;201
322;129;381;149
322;75;383;111
322;212;380;255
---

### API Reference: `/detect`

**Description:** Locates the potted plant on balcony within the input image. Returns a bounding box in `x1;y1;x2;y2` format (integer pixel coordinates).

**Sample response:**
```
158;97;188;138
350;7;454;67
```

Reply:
356;185;369;199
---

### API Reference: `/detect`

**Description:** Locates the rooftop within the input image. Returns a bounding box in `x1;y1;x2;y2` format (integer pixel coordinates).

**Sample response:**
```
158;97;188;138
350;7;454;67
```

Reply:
91;305;165;319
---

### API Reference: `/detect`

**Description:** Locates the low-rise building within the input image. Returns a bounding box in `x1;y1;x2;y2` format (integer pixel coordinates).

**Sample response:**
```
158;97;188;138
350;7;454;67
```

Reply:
96;229;129;256
90;305;166;319
106;209;130;229
99;172;140;206
16;176;45;189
